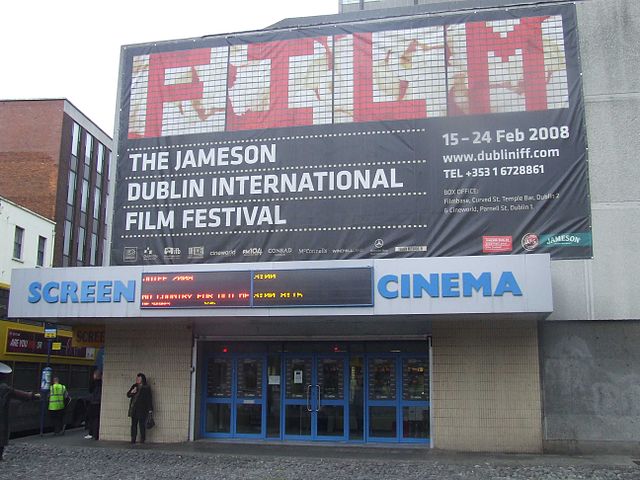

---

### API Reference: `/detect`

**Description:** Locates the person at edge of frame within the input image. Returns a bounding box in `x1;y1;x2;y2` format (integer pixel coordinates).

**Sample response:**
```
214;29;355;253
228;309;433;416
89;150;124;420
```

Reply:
48;376;68;435
0;362;40;461
126;372;153;444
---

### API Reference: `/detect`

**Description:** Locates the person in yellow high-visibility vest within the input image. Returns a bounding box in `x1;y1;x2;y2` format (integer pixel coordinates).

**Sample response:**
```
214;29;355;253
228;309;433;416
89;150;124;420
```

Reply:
48;376;67;435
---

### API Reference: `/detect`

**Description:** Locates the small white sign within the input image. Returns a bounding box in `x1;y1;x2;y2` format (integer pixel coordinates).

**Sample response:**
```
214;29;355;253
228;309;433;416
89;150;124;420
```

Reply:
294;370;303;384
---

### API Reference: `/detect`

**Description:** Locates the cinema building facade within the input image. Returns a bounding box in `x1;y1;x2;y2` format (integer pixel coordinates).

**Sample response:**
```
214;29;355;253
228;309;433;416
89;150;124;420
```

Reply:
9;0;640;454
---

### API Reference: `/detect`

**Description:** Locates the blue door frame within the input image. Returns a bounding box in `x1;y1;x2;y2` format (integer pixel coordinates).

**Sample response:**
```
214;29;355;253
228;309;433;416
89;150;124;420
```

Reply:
201;353;267;439
282;353;349;441
201;347;430;444
365;354;430;444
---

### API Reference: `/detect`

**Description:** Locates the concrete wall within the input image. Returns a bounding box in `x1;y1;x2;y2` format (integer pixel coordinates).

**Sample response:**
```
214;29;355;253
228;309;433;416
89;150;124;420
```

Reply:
540;321;640;454
432;319;542;452
548;0;640;322
542;0;640;452
100;321;193;443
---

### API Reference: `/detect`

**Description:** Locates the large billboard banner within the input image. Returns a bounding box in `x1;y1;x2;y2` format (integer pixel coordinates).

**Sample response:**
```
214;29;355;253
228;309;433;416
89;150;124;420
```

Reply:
111;4;591;265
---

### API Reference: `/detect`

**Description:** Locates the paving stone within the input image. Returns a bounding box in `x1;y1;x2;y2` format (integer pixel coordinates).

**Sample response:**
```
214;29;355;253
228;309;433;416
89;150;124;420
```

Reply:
2;440;639;480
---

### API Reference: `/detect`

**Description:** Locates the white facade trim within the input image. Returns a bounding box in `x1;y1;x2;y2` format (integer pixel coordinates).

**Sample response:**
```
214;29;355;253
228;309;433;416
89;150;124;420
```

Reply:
0;196;55;286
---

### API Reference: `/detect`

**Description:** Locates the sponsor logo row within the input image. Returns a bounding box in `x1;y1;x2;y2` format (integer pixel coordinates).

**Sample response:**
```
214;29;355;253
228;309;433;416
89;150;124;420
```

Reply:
483;232;592;253
123;239;429;263
123;232;590;262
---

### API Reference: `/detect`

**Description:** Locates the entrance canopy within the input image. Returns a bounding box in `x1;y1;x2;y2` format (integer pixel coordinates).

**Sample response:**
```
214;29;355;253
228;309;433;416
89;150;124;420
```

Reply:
9;255;552;322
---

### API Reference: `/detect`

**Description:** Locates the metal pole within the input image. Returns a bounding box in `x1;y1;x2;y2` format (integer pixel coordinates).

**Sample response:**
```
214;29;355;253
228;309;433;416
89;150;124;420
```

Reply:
188;336;198;441
39;338;52;436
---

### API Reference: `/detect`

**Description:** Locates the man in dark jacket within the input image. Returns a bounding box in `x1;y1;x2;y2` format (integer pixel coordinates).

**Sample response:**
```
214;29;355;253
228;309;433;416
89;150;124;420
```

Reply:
0;362;38;461
84;369;102;440
126;372;153;444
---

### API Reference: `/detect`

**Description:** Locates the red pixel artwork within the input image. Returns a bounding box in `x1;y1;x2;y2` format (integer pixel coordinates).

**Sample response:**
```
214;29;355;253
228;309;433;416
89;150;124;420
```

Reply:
127;15;568;139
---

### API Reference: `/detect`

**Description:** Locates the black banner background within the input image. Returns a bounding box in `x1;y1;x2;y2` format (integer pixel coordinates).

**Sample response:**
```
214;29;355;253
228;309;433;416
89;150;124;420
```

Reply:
111;4;591;265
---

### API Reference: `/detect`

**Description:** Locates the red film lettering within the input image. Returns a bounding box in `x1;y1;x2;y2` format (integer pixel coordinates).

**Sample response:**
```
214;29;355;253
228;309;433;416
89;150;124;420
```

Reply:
143;49;211;138
227;39;318;131
465;17;548;114
352;33;426;123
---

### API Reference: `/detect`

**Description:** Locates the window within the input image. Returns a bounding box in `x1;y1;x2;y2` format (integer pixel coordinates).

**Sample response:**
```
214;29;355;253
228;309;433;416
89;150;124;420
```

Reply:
67;170;77;205
37;236;47;266
13;226;24;259
71;123;81;157
63;220;73;256
106;152;112;178
93;187;101;220
97;143;105;174
84;133;93;166
77;227;86;263
90;233;98;266
80;179;89;213
13;362;39;391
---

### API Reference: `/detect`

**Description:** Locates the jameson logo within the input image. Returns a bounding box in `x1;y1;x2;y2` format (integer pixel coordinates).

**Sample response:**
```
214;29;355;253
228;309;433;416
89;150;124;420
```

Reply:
540;233;592;247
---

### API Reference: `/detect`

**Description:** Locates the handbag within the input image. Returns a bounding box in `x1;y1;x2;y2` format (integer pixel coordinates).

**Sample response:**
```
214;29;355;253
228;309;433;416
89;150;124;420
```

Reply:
145;411;155;430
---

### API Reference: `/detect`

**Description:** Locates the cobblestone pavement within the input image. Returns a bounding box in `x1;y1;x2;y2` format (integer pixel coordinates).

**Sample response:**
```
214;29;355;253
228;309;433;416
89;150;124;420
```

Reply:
2;431;639;480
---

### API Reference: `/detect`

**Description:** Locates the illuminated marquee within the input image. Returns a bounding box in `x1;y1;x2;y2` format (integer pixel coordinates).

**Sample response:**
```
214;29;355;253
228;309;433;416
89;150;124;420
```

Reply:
127;16;568;138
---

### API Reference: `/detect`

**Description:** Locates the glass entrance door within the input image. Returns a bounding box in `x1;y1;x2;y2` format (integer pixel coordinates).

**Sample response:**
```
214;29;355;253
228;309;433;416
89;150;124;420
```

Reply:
200;342;430;443
202;354;267;438
316;356;347;439
367;356;397;440
283;355;312;437
366;354;430;443
283;354;348;440
235;356;265;436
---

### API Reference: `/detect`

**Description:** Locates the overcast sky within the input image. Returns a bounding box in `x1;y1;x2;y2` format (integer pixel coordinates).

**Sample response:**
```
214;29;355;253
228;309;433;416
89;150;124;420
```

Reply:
2;0;338;136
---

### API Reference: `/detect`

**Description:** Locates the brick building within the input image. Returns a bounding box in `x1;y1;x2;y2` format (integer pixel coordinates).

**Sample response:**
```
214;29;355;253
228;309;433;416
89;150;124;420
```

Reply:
0;99;112;267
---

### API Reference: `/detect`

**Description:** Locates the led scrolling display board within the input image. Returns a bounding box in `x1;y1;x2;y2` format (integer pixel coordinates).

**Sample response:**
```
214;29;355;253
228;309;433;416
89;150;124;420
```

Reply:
140;268;373;309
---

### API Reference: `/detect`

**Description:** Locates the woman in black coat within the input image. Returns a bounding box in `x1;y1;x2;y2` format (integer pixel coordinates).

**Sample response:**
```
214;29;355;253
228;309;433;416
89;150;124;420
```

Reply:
126;372;153;444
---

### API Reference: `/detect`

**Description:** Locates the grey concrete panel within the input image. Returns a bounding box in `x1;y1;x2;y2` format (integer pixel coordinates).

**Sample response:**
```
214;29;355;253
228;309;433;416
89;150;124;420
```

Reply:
544;438;640;455
543;322;640;363
540;321;640;444
193;315;433;338
547;260;589;320
584;97;640;204
382;0;414;7
577;0;640;97
591;206;640;320
545;414;640;442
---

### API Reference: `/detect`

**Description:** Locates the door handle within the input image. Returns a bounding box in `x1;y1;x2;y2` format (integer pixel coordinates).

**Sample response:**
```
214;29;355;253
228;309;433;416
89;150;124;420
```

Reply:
306;384;312;412
316;384;321;412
